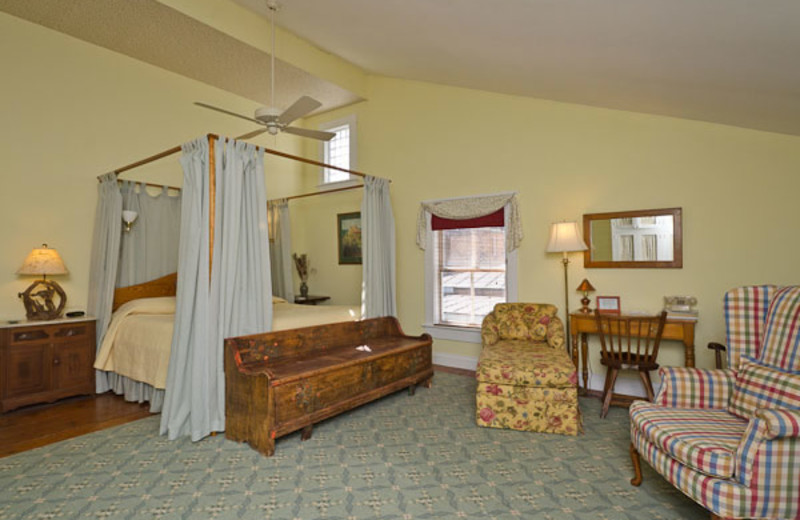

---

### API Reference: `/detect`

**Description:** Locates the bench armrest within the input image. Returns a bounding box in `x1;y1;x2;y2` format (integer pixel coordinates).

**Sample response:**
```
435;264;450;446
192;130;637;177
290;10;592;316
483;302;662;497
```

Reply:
654;366;735;409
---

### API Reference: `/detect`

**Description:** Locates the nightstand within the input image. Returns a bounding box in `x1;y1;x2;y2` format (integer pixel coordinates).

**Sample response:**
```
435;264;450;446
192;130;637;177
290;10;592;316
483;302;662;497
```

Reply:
0;316;96;413
294;295;331;306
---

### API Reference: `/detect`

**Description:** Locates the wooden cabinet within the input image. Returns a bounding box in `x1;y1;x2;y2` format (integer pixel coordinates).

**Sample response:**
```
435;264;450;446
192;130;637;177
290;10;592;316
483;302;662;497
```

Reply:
0;318;96;412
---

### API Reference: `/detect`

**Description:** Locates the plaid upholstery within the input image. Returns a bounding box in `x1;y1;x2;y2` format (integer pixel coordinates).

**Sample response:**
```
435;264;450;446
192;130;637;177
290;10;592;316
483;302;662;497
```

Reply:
632;426;750;519
630;401;746;478
655;366;735;409
728;356;800;419
724;285;780;370
759;286;800;371
628;286;800;519
734;409;800;518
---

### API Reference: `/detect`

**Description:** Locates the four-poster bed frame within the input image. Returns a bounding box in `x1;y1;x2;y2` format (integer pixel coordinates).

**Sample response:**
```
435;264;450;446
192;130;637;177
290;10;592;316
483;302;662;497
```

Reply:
100;132;382;300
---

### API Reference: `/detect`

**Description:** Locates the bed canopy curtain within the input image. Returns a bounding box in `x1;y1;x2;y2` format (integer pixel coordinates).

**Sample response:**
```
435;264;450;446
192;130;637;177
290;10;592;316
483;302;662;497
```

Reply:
117;181;181;287
268;198;295;302
87;173;122;392
160;137;271;442
361;176;397;318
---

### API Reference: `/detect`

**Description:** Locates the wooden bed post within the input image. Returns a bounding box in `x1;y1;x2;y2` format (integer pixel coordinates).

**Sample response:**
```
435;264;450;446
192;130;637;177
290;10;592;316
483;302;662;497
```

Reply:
208;134;217;282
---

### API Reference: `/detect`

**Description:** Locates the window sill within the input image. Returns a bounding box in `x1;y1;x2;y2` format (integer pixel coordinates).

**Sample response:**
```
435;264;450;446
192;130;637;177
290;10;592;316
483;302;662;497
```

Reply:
317;178;360;191
422;324;482;344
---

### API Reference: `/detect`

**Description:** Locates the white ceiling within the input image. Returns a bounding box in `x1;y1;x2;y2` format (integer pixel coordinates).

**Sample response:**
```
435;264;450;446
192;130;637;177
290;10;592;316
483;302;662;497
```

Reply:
234;0;800;136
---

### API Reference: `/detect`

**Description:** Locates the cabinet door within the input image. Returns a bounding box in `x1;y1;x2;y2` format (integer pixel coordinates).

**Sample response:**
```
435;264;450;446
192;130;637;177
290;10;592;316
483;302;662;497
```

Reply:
53;342;93;392
5;343;51;398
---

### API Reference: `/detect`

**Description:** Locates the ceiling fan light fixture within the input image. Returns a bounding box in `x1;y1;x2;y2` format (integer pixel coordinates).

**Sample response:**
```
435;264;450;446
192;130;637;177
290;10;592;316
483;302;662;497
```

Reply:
255;106;282;122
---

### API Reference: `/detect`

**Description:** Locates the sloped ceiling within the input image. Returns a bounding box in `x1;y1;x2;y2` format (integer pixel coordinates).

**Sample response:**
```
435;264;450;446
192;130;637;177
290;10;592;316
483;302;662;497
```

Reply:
0;0;362;116
236;0;800;137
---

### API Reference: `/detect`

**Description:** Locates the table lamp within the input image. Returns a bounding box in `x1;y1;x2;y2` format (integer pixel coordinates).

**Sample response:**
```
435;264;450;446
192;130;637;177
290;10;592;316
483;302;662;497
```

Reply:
546;221;588;345
576;278;596;313
17;244;69;320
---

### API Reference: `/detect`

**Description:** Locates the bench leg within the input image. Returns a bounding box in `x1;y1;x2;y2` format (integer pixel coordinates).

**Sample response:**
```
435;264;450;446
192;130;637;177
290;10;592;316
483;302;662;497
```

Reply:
408;384;416;396
422;376;433;388
301;425;313;441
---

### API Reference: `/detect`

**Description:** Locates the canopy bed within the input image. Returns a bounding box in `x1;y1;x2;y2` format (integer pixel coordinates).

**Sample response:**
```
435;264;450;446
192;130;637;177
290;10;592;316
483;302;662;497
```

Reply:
87;133;396;442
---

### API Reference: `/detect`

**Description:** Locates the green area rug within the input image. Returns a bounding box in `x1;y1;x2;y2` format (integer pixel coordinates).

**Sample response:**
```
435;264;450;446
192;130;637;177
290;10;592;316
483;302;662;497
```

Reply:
0;372;705;519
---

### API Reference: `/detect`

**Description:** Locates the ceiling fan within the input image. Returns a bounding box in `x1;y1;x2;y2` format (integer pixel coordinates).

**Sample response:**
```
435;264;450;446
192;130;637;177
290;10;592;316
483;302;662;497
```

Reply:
195;2;335;141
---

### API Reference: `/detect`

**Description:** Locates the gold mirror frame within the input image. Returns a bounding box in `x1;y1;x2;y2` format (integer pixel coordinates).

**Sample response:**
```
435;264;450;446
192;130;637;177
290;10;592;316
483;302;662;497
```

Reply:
582;207;683;268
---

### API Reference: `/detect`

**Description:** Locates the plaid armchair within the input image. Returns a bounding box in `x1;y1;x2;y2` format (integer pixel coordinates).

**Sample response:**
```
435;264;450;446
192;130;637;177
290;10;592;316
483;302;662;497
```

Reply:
629;286;800;519
476;303;580;436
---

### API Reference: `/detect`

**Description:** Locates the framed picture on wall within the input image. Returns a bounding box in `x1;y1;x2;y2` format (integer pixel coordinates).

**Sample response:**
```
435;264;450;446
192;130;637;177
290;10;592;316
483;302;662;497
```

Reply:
596;296;621;315
337;212;362;264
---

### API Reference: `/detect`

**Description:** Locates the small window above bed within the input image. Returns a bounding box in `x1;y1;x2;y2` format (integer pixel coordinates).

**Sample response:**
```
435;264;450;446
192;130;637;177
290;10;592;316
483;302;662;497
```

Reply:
319;115;357;188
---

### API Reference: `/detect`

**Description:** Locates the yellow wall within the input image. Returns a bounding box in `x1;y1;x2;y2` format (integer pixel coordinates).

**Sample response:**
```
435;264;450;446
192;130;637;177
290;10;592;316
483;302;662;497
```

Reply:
0;13;305;319
4;10;800;392
301;76;800;384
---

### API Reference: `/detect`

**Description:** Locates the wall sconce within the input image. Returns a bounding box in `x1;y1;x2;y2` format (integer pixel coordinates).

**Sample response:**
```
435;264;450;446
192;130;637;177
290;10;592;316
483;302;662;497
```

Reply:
576;278;596;313
122;210;139;232
16;244;69;321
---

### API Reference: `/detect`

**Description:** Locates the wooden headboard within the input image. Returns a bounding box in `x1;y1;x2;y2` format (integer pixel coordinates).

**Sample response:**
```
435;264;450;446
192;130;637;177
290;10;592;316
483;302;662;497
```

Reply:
112;272;178;312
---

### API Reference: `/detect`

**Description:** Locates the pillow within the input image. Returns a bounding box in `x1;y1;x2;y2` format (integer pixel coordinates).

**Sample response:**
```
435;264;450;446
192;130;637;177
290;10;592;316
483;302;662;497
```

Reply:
728;356;800;419
272;296;288;304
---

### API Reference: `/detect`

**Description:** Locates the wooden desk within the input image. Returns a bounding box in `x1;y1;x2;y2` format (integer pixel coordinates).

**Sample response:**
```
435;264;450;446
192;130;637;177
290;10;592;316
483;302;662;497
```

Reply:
569;312;697;392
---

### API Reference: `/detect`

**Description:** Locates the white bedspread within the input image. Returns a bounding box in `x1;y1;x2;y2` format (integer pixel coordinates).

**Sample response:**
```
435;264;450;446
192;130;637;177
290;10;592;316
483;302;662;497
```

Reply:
94;296;361;389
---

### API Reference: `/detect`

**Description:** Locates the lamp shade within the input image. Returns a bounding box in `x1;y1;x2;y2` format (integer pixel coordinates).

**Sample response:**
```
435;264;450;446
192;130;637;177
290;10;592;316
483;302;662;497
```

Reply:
16;244;68;276
546;221;588;253
576;278;595;292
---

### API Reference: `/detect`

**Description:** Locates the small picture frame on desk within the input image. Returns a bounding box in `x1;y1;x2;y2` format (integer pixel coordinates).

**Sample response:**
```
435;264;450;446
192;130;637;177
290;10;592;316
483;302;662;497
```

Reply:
596;296;621;314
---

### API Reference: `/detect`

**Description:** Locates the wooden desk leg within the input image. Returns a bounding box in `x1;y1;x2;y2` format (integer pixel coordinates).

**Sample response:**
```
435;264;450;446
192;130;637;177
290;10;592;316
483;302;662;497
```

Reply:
684;322;696;367
581;333;589;394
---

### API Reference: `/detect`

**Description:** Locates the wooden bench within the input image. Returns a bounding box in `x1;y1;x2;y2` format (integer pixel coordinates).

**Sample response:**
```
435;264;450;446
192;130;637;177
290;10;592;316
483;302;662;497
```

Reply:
224;317;433;456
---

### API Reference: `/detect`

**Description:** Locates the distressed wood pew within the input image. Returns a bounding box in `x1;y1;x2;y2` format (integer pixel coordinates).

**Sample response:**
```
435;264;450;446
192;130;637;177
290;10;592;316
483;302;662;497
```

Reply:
224;317;433;456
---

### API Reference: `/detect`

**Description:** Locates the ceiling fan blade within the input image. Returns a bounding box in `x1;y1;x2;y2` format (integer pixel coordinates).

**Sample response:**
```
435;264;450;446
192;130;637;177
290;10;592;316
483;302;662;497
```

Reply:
283;126;336;141
278;96;322;126
194;102;263;125
235;128;269;141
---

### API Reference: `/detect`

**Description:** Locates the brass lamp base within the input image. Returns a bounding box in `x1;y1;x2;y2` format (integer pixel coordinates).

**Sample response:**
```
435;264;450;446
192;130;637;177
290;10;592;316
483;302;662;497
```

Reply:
580;294;592;313
18;279;67;321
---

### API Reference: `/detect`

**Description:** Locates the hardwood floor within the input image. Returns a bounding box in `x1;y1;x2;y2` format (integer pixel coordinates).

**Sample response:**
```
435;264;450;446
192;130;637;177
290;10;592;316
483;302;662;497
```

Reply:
0;365;472;458
0;393;152;458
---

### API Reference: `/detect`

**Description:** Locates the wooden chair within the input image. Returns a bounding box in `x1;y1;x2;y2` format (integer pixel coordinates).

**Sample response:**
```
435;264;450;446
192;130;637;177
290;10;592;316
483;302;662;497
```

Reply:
594;310;667;418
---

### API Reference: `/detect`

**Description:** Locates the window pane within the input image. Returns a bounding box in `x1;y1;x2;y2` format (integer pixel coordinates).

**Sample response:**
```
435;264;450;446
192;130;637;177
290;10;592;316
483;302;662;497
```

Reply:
436;227;506;327
324;124;351;183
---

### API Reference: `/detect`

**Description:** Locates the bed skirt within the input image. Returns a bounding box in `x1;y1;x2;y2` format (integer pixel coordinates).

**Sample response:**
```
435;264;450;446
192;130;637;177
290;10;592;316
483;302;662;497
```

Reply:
107;372;164;413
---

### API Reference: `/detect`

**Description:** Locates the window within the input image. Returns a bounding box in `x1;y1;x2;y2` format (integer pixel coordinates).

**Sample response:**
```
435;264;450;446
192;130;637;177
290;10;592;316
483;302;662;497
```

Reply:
423;202;518;343
319;115;357;186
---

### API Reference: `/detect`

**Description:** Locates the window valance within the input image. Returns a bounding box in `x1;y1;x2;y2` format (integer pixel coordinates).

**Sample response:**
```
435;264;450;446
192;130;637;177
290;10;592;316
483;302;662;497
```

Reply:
416;193;522;252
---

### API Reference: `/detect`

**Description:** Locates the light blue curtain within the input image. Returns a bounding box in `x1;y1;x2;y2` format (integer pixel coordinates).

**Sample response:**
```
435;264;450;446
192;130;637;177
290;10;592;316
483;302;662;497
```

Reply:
161;137;271;442
160;137;212;440
87;173;122;392
268;199;295;301
117;182;181;287
361;175;396;318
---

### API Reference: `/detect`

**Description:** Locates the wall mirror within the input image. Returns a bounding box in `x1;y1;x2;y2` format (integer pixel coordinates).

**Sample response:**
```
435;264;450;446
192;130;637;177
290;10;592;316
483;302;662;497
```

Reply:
583;207;682;268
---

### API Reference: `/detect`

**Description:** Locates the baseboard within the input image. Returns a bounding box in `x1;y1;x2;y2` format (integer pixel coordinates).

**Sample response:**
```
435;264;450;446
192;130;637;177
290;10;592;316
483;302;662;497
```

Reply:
433;352;478;371
585;373;660;399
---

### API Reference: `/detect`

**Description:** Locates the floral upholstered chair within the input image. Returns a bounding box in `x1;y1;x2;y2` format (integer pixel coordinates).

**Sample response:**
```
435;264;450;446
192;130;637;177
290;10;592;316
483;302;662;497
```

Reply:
629;286;800;520
476;303;580;436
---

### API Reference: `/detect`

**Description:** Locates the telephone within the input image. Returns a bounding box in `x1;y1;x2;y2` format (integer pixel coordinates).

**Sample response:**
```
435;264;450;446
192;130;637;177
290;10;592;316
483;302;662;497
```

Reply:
664;296;697;314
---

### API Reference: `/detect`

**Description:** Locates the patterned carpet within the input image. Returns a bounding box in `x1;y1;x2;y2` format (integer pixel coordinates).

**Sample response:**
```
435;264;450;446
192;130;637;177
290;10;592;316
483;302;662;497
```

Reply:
0;372;706;519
